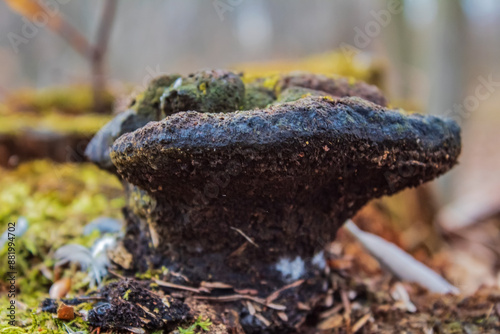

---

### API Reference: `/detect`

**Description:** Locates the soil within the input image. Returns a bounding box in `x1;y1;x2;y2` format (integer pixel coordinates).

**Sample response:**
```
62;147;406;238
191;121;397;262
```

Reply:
0;131;91;168
87;279;190;332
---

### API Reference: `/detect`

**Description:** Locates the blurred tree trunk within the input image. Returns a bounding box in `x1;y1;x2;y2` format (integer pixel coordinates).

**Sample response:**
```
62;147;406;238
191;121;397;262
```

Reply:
427;0;467;203
384;0;411;100
92;0;118;114
3;0;118;113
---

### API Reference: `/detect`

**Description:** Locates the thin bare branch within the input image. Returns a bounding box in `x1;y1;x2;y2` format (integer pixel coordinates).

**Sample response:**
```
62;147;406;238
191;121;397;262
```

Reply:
94;0;118;60
91;0;118;113
192;294;287;311
265;279;304;304
153;279;209;293
53;19;93;59
230;226;259;248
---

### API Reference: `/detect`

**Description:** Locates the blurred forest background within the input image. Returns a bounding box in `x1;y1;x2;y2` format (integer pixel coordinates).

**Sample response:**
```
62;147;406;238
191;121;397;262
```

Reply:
1;0;500;198
1;0;500;294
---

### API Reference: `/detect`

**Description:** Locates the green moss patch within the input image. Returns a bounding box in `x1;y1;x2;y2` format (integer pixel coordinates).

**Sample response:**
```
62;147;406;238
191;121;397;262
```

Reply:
0;160;124;333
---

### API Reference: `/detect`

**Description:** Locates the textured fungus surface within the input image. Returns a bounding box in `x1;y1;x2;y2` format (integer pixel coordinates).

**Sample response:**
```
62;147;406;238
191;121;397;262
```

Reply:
84;70;462;332
275;73;388;106
111;95;461;288
160;69;245;115
85;74;181;169
85;70;386;169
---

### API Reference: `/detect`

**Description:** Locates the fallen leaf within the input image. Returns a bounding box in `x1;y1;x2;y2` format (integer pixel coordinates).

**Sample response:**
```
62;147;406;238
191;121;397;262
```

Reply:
200;281;233;289
344;220;459;294
351;313;371;333
317;314;343;330
49;277;71;299
57;303;75;321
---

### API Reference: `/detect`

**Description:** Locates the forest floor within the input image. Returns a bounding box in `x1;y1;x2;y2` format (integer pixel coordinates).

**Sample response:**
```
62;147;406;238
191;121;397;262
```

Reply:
1;161;500;333
1;66;500;332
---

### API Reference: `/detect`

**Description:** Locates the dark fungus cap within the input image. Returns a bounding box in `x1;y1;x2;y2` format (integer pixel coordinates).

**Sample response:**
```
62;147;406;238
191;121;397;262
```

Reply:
110;95;461;264
85;70;387;170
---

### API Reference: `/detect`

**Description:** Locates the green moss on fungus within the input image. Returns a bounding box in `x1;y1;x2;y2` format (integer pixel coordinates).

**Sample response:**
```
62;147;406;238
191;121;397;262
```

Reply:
275;86;332;104
242;82;276;109
160;69;245;114
131;74;181;119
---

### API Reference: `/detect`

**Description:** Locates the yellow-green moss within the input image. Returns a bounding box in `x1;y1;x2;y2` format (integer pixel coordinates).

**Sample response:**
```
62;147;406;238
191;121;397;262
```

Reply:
236;50;385;88
5;86;114;115
198;82;207;95
0;160;124;332
178;315;212;334
0;113;112;135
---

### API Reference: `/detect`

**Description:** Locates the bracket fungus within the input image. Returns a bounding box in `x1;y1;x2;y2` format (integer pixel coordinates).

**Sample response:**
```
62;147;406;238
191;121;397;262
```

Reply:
88;69;460;331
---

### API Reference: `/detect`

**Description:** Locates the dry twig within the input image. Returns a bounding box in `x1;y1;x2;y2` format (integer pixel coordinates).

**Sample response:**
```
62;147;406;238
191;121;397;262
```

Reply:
192;294;286;311
351;313;371;333
230;227;259;248
266;279;304;304
153;279;209;293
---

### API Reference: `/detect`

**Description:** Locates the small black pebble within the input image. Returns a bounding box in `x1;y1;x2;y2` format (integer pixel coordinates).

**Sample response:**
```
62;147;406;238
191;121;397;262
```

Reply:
40;298;58;313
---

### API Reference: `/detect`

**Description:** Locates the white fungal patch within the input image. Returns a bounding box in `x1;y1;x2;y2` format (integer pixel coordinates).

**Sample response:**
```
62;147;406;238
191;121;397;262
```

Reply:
172;77;183;89
160;77;183;111
274;256;305;282
312;251;326;270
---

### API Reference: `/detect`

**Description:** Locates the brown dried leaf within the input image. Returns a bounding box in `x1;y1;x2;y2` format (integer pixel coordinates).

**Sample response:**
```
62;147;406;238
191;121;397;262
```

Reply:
277;311;288;322
265;279;304;304
327;257;353;271
49;278;71;299
254;314;271;327
246;301;255;316
317;314;343;330
57;303;75;321
200;281;233;289
351;313;371;333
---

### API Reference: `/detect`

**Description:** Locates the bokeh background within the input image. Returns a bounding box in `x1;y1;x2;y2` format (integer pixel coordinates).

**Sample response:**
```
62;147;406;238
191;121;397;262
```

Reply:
1;0;500;294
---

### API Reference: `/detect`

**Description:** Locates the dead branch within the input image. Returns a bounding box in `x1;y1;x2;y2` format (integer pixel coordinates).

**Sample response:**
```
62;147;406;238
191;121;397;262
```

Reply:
91;0;118;113
265;279;304;304
153;279;210;293
192;294;287;311
4;0;118;113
